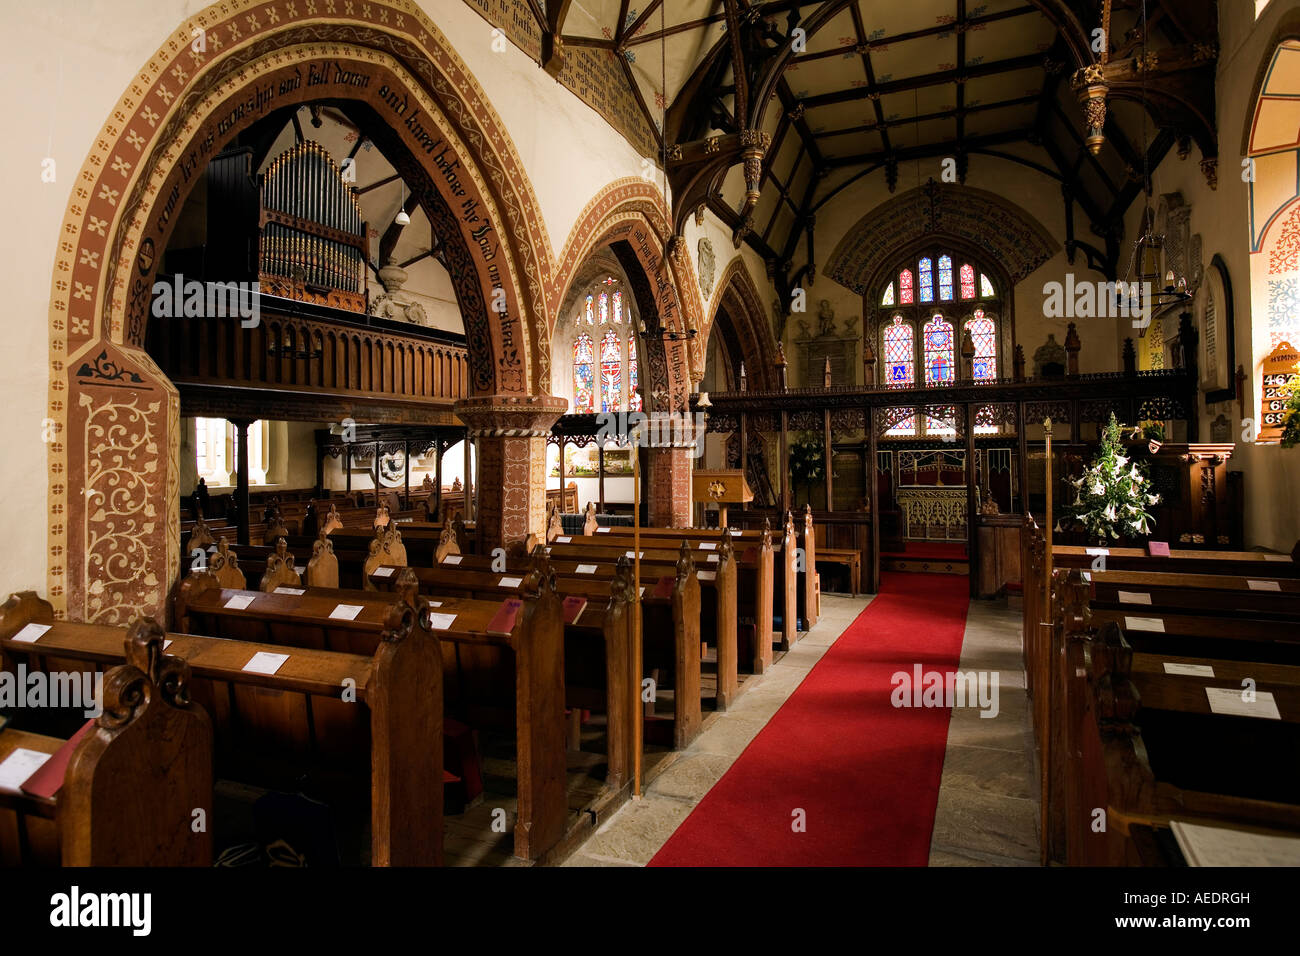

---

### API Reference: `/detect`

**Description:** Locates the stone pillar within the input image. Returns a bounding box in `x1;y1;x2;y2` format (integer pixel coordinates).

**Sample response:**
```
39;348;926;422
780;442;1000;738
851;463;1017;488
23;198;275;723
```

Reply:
646;413;701;528
454;395;567;553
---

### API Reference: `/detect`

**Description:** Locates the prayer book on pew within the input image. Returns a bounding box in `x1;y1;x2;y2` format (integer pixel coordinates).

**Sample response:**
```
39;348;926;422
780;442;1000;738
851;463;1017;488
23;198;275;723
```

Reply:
19;719;95;799
562;596;588;625
1147;541;1170;557
488;599;523;637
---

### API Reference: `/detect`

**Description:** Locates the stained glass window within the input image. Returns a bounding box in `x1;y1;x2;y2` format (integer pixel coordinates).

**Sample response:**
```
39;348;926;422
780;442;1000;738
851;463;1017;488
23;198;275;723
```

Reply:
884;315;914;387
885;408;916;436
980;273;995;297
882;282;895;306
600;330;621;411
925;406;957;435
919;258;934;303
966;309;997;380
938;255;953;301
923;315;954;385
583;295;594;325
960;263;975;300
598;293;609;325
628;344;642;411
899;269;914;304
613;290;623;324
573;334;595;413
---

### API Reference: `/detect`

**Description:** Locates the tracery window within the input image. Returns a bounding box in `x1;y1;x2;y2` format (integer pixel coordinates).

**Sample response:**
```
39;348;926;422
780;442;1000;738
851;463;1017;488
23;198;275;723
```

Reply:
874;253;1005;437
560;276;641;414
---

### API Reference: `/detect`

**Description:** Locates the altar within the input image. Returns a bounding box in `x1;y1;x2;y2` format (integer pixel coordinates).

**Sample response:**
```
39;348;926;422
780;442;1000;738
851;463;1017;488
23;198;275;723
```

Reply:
897;486;968;541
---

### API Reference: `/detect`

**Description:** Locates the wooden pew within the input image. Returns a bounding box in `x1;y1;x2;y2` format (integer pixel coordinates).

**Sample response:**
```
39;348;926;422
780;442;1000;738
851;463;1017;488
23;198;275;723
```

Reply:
1061;618;1300;865
1036;565;1300;864
583;518;790;657
0;588;443;866
370;558;638;787
175;567;566;861
0;612;212;866
391;545;704;748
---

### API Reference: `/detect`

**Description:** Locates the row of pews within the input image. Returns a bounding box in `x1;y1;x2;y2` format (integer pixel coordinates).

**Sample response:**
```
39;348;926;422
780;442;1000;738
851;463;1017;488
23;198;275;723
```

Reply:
2;505;826;867
1022;516;1300;865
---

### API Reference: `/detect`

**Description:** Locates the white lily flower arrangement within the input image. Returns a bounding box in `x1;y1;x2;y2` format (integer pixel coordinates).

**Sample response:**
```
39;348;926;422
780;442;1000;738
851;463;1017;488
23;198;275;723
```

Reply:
1061;413;1160;543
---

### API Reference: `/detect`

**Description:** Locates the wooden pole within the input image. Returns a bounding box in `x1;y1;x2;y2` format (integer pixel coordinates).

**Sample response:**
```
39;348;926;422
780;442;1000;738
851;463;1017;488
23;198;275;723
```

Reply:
867;409;880;594
632;429;643;798
1040;414;1054;865
966;402;978;599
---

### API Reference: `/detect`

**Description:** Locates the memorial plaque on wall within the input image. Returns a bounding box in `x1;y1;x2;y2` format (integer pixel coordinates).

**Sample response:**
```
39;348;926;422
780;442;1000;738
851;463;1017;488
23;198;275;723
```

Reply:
1259;340;1299;444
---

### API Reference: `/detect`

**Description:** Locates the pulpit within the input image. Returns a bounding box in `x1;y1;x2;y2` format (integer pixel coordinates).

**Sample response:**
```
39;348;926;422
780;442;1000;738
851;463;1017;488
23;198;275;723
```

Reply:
1138;442;1241;548
693;469;753;528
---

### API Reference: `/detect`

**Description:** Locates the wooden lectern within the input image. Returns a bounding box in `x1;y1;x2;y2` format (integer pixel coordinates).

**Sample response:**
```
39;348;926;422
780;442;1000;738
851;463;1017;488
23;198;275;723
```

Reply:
692;469;753;528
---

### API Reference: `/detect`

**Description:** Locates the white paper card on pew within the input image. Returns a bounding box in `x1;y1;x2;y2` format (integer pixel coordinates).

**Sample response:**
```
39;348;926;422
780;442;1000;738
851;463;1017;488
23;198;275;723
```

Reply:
274;587;306;596
1118;591;1152;605
427;613;458;631
1125;616;1165;632
1081;571;1092;582
706;554;719;562
428;601;443;607
498;576;523;588
329;604;364;621
1171;820;1300;867
556;536;571;543
442;555;463;565
1163;662;1215;678
576;564;598;574
373;567;395;578
624;551;643;559
224;594;256;611
163;639;173;649
0;748;51;794
1248;579;1282;591
294;566;305;575
698;570;717;581
1086;547;1109;556
243;652;289;676
1205;687;1281;720
12;623;51;643
596;527;611;533
698;542;717;551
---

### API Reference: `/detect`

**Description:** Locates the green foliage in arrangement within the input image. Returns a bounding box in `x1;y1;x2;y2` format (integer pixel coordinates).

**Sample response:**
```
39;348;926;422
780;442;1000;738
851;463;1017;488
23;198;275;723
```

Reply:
1060;413;1160;542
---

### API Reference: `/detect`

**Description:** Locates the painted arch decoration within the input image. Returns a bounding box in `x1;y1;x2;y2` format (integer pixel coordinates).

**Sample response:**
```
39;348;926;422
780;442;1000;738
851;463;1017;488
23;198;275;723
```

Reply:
822;182;1060;296
46;0;558;623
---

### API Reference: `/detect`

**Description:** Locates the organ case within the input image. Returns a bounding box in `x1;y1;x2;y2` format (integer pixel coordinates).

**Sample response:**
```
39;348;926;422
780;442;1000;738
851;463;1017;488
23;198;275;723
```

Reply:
259;141;369;313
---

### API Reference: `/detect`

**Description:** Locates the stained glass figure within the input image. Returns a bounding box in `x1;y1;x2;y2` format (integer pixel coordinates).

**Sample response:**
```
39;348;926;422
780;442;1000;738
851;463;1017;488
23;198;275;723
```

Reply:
919;258;933;303
923;314;954;385
583;295;594;325
881;282;895;306
600;329;621;411
960;263;975;300
899;269;914;304
573;333;595;412
938;255;953;301
613;290;623;323
628;346;642;411
598;292;609;325
980;273;995;297
884;315;914;387
966;309;997;380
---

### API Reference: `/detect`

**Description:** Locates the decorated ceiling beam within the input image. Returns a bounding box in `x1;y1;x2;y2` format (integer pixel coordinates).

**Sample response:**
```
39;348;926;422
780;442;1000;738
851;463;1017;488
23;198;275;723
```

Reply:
541;0;573;77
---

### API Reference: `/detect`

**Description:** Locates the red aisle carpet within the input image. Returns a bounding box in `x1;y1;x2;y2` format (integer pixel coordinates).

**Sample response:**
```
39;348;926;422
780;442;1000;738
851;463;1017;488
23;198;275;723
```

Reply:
648;573;970;867
880;541;969;561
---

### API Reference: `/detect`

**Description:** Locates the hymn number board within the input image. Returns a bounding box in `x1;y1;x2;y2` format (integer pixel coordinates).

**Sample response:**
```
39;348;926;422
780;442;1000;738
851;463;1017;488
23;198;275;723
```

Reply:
1259;341;1299;444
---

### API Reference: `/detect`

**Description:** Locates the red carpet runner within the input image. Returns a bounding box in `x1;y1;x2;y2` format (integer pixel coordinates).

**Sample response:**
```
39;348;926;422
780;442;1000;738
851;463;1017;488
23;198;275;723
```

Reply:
648;573;969;866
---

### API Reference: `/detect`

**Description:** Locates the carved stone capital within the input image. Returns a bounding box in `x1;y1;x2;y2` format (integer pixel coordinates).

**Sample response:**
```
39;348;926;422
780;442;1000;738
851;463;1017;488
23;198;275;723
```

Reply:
454;394;568;437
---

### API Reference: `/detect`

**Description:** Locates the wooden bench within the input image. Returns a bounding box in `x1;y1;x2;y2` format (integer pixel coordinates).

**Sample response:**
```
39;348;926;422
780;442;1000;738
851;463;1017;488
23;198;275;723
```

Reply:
0;588;443;866
816;548;862;597
0;613;212;866
175;566;566;861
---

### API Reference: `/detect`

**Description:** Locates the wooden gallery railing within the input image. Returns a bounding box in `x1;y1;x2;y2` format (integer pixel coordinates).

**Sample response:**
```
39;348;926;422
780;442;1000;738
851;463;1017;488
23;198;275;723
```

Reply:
147;295;469;404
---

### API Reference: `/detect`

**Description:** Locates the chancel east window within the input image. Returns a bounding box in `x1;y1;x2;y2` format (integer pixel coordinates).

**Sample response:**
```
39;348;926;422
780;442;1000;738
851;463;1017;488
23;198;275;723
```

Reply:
876;253;1004;436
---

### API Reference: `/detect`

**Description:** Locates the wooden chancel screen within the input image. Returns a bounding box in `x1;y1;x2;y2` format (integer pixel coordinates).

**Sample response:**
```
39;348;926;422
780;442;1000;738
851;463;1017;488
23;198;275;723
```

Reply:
259;141;369;312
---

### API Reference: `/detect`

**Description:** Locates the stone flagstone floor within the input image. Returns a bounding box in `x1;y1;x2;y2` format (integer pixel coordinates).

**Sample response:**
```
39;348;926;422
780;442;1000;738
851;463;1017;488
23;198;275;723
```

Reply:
560;591;1040;867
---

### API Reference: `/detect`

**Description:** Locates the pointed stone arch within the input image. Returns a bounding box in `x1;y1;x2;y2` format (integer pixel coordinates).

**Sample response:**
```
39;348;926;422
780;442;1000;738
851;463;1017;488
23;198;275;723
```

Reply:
706;257;779;391
46;1;553;622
